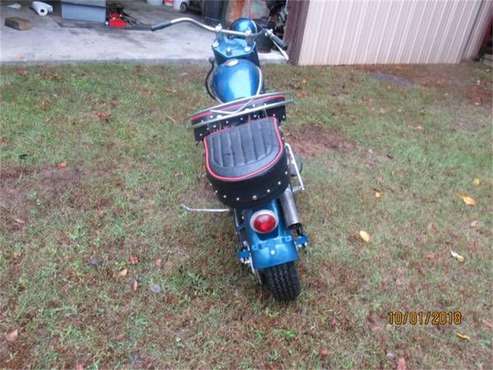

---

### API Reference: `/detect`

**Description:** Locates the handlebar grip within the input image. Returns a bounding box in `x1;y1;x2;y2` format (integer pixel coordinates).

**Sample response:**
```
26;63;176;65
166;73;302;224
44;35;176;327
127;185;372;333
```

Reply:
269;33;288;50
151;21;173;31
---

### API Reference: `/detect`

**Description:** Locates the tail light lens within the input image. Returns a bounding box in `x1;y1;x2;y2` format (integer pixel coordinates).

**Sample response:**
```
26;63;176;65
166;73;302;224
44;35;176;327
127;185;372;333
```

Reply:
250;210;278;234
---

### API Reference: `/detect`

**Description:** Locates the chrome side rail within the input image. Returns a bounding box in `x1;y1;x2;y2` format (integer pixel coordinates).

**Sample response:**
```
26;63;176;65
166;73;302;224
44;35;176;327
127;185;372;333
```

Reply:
285;143;305;193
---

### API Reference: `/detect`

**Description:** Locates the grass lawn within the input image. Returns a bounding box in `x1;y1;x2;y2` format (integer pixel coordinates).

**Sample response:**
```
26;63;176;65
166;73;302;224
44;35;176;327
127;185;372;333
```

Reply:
1;63;492;369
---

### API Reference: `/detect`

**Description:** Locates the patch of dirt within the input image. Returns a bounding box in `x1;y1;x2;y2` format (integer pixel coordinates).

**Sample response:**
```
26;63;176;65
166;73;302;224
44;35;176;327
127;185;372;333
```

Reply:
0;166;33;181
39;68;62;81
361;64;493;106
0;166;33;231
371;72;415;87
0;340;33;369
39;167;82;193
284;124;356;157
0;165;83;231
464;84;492;106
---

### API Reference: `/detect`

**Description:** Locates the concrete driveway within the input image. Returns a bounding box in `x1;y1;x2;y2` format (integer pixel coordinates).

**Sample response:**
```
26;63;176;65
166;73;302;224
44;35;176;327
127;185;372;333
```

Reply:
0;1;284;64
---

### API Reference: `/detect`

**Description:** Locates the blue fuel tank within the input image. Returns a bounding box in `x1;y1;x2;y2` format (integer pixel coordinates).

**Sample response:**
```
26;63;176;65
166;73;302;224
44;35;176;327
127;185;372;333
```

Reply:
231;18;258;34
212;58;262;102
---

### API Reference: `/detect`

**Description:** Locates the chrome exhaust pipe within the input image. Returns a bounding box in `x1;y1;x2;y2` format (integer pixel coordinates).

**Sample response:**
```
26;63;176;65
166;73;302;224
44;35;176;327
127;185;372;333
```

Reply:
279;187;300;228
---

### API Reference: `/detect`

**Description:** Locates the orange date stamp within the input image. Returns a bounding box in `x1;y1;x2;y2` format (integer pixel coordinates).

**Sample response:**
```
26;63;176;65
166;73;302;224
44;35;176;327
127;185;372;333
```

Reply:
388;311;462;325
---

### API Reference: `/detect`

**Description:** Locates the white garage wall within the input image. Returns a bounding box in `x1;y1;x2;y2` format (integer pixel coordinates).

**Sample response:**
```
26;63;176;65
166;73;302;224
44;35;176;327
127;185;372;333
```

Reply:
298;0;492;65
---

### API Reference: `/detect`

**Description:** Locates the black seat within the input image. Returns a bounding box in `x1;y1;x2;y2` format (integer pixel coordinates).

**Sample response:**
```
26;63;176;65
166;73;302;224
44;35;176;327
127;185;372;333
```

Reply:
204;117;289;208
205;117;283;180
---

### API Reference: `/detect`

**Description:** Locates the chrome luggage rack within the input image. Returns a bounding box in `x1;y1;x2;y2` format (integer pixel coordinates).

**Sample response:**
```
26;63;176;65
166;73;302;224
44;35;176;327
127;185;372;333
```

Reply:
188;91;294;141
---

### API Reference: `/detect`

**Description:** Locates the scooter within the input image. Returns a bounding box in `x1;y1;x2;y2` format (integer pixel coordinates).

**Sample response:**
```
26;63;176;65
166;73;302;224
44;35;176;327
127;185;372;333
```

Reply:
152;17;308;301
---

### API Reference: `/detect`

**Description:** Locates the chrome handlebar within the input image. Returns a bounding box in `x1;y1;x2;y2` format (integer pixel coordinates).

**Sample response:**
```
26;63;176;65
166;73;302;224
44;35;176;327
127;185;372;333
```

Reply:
152;17;263;37
151;17;289;60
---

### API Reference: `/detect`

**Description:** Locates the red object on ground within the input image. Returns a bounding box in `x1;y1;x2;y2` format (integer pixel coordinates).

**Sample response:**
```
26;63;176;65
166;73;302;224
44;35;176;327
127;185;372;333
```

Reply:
108;12;128;28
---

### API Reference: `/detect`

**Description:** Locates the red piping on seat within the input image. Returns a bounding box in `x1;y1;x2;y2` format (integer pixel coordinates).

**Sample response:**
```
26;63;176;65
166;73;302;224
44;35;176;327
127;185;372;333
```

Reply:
204;118;284;182
191;94;285;122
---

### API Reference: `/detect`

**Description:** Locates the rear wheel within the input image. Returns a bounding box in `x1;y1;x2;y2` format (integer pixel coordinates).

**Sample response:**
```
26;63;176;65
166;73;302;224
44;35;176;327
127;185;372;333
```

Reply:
262;262;300;301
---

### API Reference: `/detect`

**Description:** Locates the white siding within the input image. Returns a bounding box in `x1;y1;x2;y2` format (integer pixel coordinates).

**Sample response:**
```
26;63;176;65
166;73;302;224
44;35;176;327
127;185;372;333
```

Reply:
297;0;492;65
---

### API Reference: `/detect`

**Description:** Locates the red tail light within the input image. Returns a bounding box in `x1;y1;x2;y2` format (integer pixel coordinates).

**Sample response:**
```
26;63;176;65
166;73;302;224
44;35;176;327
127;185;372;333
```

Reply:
250;210;278;234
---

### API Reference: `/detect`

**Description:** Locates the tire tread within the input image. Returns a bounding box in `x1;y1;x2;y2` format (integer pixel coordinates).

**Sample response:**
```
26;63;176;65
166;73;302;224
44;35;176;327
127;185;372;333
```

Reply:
263;262;300;301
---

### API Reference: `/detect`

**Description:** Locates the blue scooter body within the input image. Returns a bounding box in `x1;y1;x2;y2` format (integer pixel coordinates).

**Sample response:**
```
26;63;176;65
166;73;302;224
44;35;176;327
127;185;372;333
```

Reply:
151;16;306;299
210;19;302;271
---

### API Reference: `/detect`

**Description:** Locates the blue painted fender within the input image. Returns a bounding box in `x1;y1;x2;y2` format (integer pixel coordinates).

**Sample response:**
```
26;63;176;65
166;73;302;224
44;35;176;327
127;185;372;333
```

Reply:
244;199;299;270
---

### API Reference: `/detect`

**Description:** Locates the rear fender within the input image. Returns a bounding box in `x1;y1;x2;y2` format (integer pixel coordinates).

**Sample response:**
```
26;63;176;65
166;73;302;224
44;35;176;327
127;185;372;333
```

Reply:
244;199;299;270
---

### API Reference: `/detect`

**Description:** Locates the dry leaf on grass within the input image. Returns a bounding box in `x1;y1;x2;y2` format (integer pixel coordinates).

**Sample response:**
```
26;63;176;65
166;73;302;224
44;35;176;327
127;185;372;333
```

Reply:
16;68;28;77
427;222;437;232
456;332;471;341
330;318;337;328
95;111;111;122
319;348;329;358
118;268;128;277
131;279;138;291
450;250;465;263
359;230;371;243
397;357;407;370
482;319;493;330
150;284;161;294
425;253;436;260
56;161;67;169
6;329;18;342
470;220;480;228
459;194;476;206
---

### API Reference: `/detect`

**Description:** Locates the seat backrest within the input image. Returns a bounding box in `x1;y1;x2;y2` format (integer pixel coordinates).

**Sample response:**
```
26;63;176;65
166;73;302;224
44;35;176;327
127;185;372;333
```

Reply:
190;92;290;142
